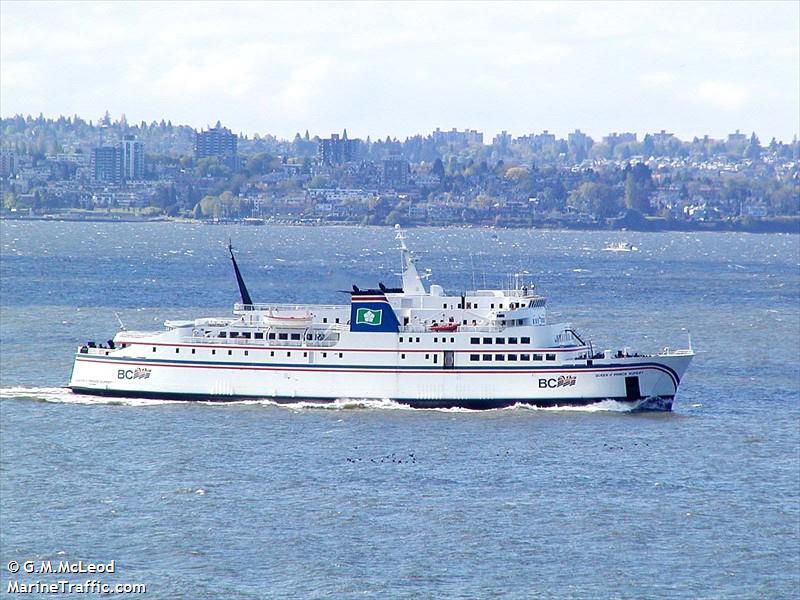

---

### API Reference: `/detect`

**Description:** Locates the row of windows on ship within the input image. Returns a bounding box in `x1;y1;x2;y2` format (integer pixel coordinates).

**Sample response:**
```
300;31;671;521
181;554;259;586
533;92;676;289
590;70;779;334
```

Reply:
400;336;537;344
214;331;301;340
141;345;562;362
152;346;346;358
427;299;546;310
207;331;542;345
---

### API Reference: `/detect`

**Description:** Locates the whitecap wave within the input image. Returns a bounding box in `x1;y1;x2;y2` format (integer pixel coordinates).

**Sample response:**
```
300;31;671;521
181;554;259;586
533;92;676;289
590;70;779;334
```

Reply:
229;398;424;411
503;399;640;412
0;387;179;407
233;397;645;413
1;388;647;413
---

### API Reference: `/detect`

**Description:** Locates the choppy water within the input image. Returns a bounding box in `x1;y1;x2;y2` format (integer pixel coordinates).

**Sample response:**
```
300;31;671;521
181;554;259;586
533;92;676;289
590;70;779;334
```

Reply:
1;222;798;598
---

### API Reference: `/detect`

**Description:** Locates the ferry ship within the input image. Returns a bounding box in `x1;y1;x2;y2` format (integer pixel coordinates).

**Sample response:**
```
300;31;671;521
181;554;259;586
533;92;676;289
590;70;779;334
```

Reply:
69;227;693;410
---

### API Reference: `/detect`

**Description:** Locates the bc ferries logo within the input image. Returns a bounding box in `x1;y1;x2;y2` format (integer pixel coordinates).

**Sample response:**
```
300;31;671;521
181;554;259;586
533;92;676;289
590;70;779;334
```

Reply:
538;375;577;388
118;368;151;380
356;308;383;326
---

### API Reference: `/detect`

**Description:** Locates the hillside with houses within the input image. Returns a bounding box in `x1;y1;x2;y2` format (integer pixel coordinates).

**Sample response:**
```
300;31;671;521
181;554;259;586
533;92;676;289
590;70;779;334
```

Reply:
2;114;798;231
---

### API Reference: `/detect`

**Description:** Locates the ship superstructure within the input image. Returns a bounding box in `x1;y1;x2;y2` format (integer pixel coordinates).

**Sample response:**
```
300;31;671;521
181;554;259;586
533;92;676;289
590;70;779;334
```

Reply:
69;227;693;409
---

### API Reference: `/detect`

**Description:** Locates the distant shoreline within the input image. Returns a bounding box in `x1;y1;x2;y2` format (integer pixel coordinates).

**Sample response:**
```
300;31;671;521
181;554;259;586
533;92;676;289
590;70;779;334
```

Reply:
1;213;798;234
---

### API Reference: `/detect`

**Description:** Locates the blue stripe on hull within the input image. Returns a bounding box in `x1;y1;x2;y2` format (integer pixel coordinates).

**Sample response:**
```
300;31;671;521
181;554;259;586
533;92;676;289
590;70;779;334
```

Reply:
69;387;675;411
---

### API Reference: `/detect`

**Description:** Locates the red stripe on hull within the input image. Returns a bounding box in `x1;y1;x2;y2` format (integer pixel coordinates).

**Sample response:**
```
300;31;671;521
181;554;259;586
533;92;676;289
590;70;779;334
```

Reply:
75;356;674;379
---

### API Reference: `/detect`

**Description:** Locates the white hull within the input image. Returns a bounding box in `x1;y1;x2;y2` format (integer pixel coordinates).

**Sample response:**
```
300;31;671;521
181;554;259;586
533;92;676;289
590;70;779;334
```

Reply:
70;350;691;409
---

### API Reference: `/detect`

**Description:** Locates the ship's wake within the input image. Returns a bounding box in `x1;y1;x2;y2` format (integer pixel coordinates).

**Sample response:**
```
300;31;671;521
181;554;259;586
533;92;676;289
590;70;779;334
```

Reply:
0;387;180;407
507;399;650;413
0;387;661;413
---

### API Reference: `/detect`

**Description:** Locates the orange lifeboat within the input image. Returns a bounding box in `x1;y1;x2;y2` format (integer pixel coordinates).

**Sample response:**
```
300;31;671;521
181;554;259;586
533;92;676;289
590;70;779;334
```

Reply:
429;323;459;332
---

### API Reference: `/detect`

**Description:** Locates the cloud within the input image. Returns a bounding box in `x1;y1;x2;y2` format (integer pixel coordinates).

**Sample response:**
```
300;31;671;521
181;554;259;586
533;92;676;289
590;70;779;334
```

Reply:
275;57;340;116
694;80;751;111
1;1;797;140
640;71;677;88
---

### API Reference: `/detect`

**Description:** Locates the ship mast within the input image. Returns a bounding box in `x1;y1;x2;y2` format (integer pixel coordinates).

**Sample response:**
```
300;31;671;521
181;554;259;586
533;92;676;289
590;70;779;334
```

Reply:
228;239;253;306
394;225;427;295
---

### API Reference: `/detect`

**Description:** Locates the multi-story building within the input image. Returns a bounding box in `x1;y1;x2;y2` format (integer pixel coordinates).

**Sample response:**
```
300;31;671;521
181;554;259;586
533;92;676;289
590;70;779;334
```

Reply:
382;156;409;188
91;146;123;183
602;132;638;146
492;130;512;151
567;129;590;149
195;123;238;160
121;135;144;180
431;128;484;146
652;130;675;144
728;130;748;144
516;130;558;152
91;135;145;183
0;149;17;177
52;152;89;166
306;188;376;204
318;131;361;166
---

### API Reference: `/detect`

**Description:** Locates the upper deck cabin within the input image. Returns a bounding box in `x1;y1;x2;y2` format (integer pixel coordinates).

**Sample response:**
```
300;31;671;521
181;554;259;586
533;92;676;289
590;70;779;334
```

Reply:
231;287;546;332
230;225;548;333
101;227;585;353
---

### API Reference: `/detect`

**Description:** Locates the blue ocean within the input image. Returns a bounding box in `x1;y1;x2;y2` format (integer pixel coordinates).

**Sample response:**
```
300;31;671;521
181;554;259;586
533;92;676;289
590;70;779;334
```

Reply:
1;221;798;598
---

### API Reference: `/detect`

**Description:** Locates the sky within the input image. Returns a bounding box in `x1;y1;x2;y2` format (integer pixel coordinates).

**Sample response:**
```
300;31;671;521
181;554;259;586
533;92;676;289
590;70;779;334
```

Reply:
2;1;798;142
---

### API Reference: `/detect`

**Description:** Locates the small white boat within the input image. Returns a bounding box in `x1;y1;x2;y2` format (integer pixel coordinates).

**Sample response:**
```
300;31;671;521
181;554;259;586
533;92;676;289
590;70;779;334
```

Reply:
603;241;637;252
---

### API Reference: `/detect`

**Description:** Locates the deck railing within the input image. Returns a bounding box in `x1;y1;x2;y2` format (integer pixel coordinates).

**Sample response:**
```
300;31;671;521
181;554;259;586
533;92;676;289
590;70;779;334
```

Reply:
234;302;345;313
183;335;342;348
